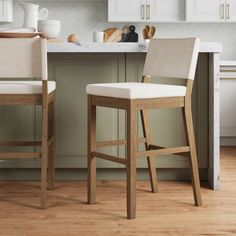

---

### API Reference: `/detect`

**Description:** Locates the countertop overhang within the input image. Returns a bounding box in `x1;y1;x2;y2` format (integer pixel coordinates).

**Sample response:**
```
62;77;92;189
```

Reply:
47;42;223;53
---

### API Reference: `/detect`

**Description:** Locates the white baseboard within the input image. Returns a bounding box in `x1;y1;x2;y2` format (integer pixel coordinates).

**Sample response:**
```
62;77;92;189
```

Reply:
220;137;236;146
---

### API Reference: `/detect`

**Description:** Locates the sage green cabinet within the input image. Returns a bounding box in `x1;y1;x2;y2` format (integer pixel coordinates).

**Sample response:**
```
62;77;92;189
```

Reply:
46;53;125;168
0;53;209;171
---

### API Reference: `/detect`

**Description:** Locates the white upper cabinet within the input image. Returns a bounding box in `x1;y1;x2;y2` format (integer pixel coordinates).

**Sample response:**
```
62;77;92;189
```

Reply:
108;0;184;22
147;0;185;22
108;0;146;22
186;0;236;22
186;0;223;21
0;0;13;22
109;0;236;22
227;0;236;21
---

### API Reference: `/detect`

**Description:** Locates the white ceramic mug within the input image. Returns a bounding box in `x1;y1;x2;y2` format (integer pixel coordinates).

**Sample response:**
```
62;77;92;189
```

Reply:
93;31;107;43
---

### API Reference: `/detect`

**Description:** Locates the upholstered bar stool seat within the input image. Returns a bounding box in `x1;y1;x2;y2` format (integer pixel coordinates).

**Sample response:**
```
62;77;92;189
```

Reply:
0;81;56;94
87;82;186;99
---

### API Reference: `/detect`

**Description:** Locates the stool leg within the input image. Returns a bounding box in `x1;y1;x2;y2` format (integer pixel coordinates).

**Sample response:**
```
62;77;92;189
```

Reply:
48;100;55;190
183;105;202;206
41;100;49;209
140;110;158;193
127;101;136;219
88;96;96;204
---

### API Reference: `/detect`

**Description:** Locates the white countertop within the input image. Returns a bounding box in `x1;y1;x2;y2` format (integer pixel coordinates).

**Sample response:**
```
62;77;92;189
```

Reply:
47;42;223;53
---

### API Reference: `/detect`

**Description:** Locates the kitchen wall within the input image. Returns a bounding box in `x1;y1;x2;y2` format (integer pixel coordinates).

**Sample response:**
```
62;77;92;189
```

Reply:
0;0;235;60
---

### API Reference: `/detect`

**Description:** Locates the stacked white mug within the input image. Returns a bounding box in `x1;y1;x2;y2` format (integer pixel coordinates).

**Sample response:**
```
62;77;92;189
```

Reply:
93;32;107;43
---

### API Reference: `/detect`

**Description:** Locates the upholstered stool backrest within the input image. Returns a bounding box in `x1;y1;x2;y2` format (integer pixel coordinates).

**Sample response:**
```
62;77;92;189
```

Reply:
0;38;47;80
143;38;200;80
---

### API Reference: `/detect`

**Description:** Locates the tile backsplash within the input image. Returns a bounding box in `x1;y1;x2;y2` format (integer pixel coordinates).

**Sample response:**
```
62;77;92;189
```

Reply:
0;0;236;59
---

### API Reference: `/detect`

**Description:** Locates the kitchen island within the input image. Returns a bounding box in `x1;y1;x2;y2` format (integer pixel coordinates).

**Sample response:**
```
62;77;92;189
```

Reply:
0;42;222;190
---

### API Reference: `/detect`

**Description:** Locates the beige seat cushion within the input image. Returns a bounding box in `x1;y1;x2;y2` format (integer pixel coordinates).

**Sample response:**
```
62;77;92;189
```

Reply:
0;81;56;94
86;82;186;99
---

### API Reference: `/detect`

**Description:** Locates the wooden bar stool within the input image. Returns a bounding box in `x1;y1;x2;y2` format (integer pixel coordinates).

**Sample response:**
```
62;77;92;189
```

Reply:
0;38;55;208
87;38;202;219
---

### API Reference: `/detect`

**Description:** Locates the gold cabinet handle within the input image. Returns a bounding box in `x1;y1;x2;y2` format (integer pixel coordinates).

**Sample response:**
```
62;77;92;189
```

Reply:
141;4;145;20
146;4;150;20
220;3;225;19
226;3;230;19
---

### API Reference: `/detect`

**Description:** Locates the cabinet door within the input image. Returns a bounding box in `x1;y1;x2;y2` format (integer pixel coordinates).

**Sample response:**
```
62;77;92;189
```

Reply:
125;53;209;169
220;79;236;136
220;63;236;136
108;0;146;22
147;0;184;22
227;0;236;21
0;0;13;22
39;54;125;169
125;54;189;169
186;0;224;21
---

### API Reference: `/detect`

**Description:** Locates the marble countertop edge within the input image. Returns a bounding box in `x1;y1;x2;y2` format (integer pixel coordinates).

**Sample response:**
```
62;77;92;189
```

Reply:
47;42;223;53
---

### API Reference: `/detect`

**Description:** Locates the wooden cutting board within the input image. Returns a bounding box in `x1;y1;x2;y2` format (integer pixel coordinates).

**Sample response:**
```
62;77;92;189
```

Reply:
104;28;123;42
104;28;117;42
0;32;44;38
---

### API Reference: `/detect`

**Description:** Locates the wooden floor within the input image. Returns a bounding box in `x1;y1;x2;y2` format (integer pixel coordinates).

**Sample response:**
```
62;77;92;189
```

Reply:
0;148;236;236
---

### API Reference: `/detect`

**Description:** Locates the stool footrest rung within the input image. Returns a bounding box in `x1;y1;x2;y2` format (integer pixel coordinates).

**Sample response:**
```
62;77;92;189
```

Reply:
96;138;147;148
92;151;126;165
0;138;54;147
149;144;190;157
136;146;190;157
0;141;41;147
0;152;41;159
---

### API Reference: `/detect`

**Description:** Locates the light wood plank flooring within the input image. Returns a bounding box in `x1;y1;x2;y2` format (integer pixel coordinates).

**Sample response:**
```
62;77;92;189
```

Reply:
0;147;235;235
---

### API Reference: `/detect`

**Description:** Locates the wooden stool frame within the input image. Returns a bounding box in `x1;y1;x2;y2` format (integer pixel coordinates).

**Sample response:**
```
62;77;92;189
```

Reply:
87;76;202;219
0;81;55;209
